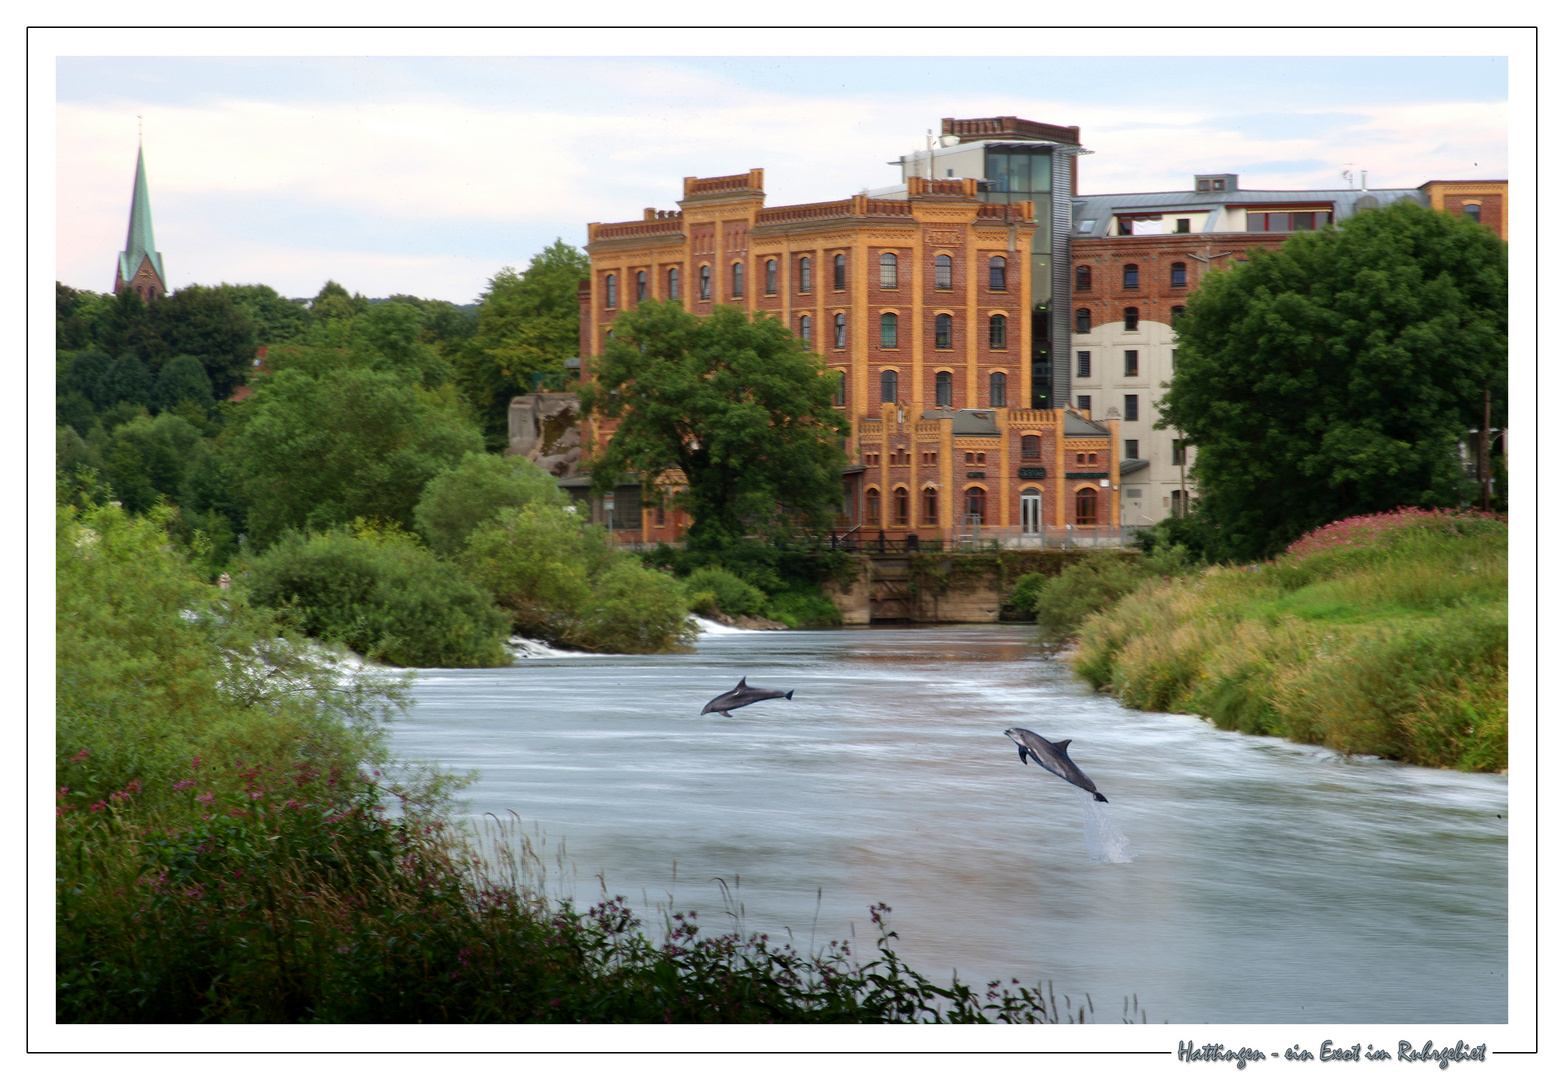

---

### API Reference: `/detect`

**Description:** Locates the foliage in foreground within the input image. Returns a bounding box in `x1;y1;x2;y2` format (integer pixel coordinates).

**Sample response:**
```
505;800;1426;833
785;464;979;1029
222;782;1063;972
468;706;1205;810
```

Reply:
1072;509;1507;770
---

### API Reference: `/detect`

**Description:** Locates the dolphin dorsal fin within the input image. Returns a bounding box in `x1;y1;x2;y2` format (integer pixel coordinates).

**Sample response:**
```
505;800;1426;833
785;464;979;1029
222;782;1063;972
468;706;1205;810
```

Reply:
1055;739;1072;751
736;677;747;687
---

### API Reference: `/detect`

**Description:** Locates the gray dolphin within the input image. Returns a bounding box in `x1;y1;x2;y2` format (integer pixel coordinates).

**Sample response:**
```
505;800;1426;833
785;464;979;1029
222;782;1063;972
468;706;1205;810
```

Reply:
1005;727;1109;802
701;677;794;717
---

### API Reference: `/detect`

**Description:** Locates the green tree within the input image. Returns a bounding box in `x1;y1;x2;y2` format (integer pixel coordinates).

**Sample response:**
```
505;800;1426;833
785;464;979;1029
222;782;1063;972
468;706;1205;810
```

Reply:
96;286;162;362
413;451;567;555
309;279;370;325
57;283;109;350
1158;201;1507;561
351;301;452;389
151;354;216;413
579;301;850;551
151;284;259;400
216;283;312;345
97;353;155;411
228;363;485;547
455;241;591;447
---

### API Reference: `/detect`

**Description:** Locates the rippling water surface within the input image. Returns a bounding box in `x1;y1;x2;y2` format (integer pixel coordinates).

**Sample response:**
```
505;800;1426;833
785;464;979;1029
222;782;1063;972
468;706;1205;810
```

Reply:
389;624;1507;1024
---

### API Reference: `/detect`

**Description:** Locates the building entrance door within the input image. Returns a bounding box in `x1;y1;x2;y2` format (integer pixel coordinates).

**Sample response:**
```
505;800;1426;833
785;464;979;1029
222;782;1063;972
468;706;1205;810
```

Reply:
1020;488;1042;534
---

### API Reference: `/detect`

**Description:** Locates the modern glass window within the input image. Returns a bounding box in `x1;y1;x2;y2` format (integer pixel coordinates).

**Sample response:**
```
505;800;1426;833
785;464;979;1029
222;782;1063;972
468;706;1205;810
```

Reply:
636;271;647;302
1124;350;1138;377
667;267;680;300
699;266;711;300
833;312;846;348
935;370;952;407
1075;308;1091;333
964;487;987;525
989;314;1007;349
1021;435;1041;460
1076;351;1091;377
880;312;898;348
1124;307;1139;331
1075;264;1091;291
1075;486;1098;526
934;313;952;349
922;487;939;524
604;274;617;308
1125;439;1139;459
990;372;1007;407
731;262;743;297
880;369;898;402
833;253;846;289
865;488;880;526
984;146;1053;194
1077;394;1092;412
989;256;1007;291
799;315;812;347
1125;394;1139;421
1170;262;1187;287
765;259;777;294
1123;264;1139;288
798;257;812;294
934;254;953;290
879;252;898;289
1246;210;1333;232
893;487;909;527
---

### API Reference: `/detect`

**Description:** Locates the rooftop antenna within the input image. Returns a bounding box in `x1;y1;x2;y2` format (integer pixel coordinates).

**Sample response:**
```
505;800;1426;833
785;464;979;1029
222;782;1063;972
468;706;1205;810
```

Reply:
926;128;934;181
1341;163;1356;189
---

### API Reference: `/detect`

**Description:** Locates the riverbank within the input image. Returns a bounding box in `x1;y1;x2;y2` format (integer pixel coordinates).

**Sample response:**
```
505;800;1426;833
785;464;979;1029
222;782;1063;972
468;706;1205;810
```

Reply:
1071;509;1507;771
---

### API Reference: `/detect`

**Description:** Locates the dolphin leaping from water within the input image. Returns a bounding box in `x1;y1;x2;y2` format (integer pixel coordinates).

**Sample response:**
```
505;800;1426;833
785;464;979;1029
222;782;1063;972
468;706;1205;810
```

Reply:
701;677;794;717
1005;727;1109;802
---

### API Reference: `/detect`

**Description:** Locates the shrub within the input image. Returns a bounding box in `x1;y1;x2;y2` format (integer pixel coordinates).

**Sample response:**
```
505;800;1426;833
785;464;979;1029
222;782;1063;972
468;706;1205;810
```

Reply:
1032;552;1145;655
682;566;766;617
414;451;567;555
765;589;842;629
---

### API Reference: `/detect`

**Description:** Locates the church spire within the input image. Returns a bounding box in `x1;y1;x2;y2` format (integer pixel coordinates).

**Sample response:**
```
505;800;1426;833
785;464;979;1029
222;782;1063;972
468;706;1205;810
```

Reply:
114;139;166;299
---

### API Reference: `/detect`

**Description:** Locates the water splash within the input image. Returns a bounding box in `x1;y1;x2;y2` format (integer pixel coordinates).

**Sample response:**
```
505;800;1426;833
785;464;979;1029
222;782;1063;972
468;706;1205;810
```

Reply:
692;616;761;635
1073;787;1134;863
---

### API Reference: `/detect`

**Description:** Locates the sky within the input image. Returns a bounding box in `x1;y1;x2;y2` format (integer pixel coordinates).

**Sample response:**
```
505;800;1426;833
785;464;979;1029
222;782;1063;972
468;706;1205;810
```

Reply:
43;28;1527;307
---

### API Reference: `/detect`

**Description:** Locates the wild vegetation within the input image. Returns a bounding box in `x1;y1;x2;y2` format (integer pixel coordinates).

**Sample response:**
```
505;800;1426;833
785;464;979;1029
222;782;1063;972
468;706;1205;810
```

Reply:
1070;509;1507;771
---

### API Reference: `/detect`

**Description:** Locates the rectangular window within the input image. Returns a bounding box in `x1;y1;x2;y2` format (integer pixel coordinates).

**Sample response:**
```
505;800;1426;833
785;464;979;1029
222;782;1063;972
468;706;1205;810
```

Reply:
1176;218;1190;233
1123;350;1138;377
1170;348;1178;371
1125;439;1139;459
1124;394;1138;421
1172;439;1186;466
1077;395;1092;413
1197;179;1211;192
1076;351;1091;377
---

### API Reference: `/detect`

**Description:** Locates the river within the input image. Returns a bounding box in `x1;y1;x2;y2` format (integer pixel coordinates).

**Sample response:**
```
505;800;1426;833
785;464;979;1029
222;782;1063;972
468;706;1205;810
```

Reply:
387;623;1507;1024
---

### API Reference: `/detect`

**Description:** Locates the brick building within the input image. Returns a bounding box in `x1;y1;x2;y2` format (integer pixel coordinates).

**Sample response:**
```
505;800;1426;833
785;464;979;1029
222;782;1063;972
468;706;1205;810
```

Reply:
579;161;1117;547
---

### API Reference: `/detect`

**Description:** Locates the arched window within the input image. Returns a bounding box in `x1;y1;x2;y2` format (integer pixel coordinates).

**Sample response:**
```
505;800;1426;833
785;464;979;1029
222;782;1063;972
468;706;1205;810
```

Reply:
732;261;744;297
1171;305;1185;328
1021;435;1041;460
765;259;777;294
880;369;898;402
990;371;1007;407
893;487;909;527
636;270;647;302
1124;307;1139;331
604;273;617;308
1075;307;1091;334
934;312;952;349
935;370;952;407
799;315;812;347
1075;486;1099;526
1075;264;1092;291
798;257;812;294
964;487;987;525
668;266;680;300
699;266;711;300
1170;262;1187;287
934;254;953;290
922;487;939;524
865;488;881;526
833;253;846;289
1463;203;1482;223
834;370;846;407
879;252;898;289
1123;263;1139;288
880;312;898;348
833;312;846;348
989;256;1007;290
989;313;1007;349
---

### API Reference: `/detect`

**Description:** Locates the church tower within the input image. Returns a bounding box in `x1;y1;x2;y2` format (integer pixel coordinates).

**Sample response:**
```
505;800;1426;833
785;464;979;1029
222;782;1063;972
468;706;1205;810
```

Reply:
114;141;166;300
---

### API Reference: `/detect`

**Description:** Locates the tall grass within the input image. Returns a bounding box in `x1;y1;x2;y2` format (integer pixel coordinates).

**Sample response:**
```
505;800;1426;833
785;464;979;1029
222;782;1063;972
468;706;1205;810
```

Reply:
1073;510;1507;771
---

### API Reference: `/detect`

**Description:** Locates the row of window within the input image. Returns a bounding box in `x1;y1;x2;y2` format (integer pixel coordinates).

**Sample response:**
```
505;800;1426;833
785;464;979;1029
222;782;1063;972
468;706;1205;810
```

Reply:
1073;306;1183;333
1076;350;1144;377
1075;263;1188;291
603;254;1015;308
864;436;1051;463
877;369;1011;407
863;485;1100;527
1071;394;1142;422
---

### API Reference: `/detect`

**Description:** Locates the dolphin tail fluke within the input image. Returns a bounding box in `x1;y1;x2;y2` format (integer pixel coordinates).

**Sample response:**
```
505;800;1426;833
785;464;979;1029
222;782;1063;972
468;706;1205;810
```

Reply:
1094;792;1108;803
784;690;794;700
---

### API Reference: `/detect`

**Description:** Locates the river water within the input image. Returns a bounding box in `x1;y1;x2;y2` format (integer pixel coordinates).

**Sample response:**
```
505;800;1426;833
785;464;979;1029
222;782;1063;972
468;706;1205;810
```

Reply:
388;623;1507;1024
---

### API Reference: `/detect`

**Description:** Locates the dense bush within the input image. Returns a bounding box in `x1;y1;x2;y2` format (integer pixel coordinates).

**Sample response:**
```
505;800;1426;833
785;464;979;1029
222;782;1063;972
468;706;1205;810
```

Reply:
414;451;566;555
681;566;767;617
246;526;511;668
1030;552;1146;655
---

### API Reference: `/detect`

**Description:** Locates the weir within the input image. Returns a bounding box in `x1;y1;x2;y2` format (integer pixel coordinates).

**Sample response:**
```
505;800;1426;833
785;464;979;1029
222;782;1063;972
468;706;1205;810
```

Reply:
823;549;1112;624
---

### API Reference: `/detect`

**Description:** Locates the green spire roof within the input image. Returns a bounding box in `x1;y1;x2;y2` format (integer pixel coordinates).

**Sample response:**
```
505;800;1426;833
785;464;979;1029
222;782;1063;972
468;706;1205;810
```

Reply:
117;143;164;286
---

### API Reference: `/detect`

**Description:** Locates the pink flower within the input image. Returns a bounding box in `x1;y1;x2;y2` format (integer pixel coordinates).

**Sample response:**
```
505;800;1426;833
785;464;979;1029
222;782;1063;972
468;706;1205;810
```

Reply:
71;749;89;762
197;791;216;805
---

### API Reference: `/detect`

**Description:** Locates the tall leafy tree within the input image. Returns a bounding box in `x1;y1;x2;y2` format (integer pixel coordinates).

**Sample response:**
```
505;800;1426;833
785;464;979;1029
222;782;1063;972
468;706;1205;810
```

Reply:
151;284;259;400
1158;201;1506;561
456;240;591;447
216;283;312;346
578;300;850;551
